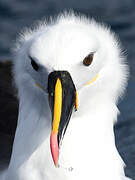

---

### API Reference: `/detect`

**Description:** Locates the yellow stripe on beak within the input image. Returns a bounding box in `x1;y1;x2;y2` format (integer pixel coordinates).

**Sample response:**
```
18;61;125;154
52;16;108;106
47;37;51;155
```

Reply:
52;78;62;134
75;91;78;111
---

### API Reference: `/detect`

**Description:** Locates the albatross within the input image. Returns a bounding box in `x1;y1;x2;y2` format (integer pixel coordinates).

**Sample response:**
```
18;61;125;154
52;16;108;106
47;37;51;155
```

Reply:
0;13;131;180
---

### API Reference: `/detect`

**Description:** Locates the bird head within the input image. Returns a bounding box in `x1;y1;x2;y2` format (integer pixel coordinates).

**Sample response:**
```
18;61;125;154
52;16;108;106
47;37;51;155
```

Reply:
13;13;128;167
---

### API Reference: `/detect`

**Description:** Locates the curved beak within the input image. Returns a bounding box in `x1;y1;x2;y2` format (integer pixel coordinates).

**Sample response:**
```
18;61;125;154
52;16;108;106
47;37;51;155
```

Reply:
48;71;77;167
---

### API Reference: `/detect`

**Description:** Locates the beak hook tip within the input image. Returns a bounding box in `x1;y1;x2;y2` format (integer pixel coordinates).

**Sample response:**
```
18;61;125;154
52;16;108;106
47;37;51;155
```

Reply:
50;132;59;167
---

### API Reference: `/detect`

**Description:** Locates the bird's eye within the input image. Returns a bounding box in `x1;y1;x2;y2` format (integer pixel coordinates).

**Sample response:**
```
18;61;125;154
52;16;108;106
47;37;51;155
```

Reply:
83;53;94;66
30;57;39;71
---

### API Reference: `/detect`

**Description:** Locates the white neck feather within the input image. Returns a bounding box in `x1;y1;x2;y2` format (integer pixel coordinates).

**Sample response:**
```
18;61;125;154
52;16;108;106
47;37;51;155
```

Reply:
6;82;126;180
6;84;51;179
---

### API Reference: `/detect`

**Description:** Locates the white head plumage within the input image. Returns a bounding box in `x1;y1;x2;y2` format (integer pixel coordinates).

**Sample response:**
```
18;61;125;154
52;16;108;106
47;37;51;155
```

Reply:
5;12;130;180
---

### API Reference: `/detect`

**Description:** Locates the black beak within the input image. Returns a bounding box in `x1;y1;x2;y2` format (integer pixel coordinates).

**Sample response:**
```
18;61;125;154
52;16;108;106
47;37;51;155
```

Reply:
48;71;77;166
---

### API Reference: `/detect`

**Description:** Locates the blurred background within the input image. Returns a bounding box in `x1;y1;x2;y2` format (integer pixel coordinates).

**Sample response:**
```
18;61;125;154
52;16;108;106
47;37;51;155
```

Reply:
0;0;135;179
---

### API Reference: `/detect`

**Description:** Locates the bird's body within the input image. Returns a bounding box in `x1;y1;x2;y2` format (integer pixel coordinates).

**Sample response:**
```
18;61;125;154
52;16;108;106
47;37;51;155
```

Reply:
5;90;127;180
0;13;131;180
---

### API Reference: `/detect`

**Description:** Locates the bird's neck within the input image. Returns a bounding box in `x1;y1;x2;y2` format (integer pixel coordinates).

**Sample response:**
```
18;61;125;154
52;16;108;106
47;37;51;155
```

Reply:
57;88;124;179
6;88;52;179
7;86;124;180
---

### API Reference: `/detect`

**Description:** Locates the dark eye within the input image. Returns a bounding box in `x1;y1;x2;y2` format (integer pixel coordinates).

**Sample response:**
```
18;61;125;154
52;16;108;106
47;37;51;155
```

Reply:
83;53;94;66
30;56;39;71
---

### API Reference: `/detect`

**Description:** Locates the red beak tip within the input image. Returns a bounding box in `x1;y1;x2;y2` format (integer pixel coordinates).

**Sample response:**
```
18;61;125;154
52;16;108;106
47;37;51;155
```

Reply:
55;162;59;168
50;132;59;167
